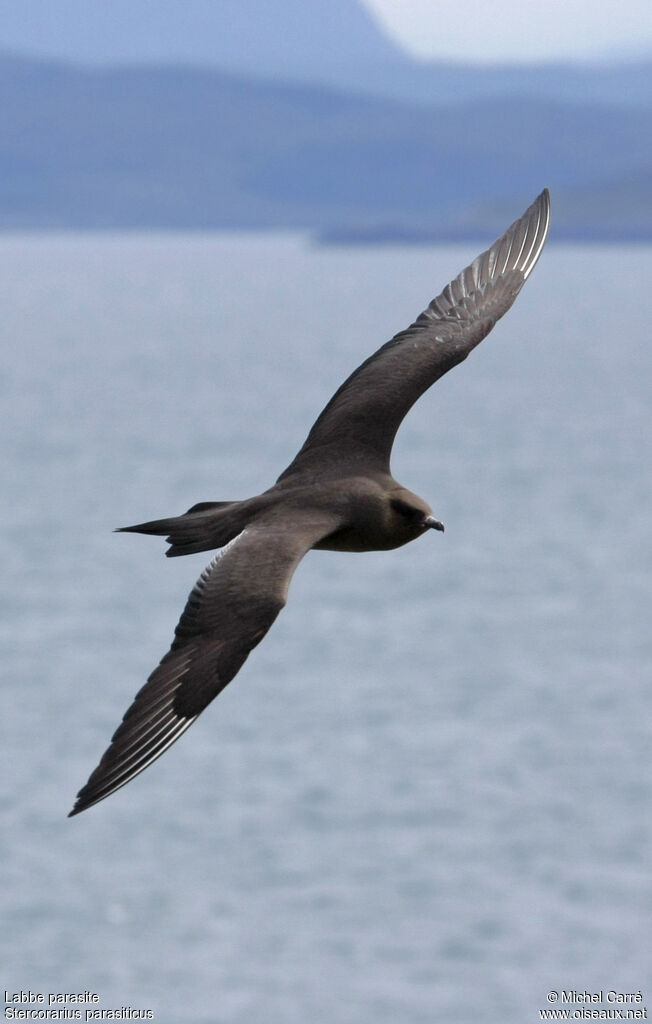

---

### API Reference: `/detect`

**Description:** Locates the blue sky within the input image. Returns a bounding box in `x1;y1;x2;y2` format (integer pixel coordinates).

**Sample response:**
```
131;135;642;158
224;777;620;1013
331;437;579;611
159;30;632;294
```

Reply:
363;0;652;61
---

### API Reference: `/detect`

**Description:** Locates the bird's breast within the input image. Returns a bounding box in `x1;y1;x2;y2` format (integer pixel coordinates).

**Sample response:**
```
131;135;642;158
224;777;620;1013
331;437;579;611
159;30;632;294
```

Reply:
314;526;409;552
313;511;417;553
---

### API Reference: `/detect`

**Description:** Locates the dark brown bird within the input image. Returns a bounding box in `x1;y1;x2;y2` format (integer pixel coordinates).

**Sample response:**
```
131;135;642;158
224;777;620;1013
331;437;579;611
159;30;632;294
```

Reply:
70;189;550;816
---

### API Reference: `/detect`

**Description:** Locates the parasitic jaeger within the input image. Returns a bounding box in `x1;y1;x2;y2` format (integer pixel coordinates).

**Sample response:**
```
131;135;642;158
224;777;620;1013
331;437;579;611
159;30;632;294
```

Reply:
70;189;550;816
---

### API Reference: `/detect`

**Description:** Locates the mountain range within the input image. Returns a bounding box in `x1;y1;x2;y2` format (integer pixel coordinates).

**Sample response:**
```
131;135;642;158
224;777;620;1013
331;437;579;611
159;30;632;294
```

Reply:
2;0;652;106
0;1;650;239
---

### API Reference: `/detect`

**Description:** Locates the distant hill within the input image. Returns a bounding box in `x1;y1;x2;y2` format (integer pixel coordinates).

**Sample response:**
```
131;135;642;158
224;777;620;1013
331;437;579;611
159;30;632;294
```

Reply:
0;0;405;82
1;0;651;107
0;53;650;239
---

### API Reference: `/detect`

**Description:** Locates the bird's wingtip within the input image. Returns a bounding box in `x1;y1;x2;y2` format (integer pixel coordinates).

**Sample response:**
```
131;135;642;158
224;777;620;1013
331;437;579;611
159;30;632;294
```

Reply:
68;794;100;817
517;187;551;282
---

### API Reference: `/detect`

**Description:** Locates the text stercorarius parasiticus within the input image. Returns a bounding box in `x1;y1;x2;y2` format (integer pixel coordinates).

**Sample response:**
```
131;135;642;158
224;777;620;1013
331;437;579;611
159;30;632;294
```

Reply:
69;189;550;816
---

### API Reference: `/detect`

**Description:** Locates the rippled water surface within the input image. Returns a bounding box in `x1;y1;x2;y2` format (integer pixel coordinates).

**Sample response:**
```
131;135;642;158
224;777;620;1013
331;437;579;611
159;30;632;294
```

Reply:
2;233;651;1022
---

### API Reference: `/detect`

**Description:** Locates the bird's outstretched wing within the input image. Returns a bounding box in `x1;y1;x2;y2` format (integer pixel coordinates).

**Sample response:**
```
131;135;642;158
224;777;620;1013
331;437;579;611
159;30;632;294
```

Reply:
278;189;550;484
69;510;337;816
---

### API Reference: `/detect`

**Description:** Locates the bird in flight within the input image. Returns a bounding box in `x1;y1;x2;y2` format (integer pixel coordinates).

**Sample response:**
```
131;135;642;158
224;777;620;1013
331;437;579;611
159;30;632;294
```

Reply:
70;189;550;816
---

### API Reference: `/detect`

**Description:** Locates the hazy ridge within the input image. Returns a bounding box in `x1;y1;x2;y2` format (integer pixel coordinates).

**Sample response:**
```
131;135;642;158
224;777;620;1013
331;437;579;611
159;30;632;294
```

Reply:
1;51;650;239
1;0;651;240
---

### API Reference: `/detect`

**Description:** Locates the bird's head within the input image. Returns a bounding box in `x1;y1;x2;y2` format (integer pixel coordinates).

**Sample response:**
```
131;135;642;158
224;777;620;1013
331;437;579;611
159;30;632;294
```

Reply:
389;489;444;543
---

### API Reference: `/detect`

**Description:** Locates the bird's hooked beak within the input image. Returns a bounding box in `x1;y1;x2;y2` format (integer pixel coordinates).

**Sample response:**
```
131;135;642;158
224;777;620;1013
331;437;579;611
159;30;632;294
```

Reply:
423;515;445;533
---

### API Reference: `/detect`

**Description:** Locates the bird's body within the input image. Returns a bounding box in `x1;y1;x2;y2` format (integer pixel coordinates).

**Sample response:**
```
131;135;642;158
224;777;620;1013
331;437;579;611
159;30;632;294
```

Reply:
70;189;550;816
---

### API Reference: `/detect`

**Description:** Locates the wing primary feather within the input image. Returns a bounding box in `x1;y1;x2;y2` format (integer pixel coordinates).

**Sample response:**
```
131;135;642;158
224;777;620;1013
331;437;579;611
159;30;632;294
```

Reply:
99;705;181;770
87;713;192;794
119;680;184;730
494;228;515;277
522;196;550;279
509;217;530;271
69;715;197;815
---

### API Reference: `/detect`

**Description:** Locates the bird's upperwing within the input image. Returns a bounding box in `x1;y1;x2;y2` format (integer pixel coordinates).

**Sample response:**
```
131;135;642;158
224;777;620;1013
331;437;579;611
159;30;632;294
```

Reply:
278;189;550;484
69;509;338;816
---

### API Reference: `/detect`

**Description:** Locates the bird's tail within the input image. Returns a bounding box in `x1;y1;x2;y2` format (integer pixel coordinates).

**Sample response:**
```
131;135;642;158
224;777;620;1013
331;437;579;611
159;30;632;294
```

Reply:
117;500;248;557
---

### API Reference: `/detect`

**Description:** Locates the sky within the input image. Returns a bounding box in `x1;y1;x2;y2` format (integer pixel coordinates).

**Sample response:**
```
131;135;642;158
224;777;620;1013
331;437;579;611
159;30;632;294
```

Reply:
363;0;652;62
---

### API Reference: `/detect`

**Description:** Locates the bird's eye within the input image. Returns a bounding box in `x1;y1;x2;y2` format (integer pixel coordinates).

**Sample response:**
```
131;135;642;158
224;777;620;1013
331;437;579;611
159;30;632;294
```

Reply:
390;499;419;519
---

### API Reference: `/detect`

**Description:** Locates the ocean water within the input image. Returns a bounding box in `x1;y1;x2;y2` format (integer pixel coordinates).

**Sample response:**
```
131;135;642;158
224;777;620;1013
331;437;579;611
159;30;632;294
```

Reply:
1;231;650;1023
